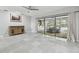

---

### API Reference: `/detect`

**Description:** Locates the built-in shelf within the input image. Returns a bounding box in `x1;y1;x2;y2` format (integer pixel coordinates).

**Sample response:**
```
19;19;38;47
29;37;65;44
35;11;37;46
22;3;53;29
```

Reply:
9;26;24;36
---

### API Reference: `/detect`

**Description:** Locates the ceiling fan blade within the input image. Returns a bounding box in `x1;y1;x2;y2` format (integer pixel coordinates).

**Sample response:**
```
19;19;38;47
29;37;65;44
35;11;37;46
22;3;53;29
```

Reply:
22;6;39;11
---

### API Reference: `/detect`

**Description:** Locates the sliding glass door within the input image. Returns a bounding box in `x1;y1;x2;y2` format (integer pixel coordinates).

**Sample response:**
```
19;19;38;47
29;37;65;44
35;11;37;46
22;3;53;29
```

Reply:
37;15;68;39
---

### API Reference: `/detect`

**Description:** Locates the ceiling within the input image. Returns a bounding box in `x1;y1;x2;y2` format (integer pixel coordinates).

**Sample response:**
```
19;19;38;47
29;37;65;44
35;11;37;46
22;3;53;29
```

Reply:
22;6;68;17
0;6;73;17
31;6;67;15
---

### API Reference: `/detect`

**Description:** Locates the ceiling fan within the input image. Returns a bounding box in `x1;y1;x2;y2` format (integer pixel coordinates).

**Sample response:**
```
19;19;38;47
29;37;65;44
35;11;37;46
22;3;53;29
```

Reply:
22;6;39;11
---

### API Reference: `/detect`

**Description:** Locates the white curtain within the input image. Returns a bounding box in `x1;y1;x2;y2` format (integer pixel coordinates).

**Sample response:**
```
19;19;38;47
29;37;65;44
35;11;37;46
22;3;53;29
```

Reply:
68;12;79;42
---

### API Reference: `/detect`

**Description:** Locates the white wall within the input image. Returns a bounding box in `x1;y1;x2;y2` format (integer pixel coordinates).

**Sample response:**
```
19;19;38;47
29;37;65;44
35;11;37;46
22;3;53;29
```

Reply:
24;15;31;33
31;16;37;33
0;12;8;36
0;12;31;37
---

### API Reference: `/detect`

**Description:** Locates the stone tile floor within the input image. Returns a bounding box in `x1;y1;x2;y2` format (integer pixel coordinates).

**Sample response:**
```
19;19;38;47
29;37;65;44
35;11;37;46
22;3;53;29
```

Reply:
0;33;79;53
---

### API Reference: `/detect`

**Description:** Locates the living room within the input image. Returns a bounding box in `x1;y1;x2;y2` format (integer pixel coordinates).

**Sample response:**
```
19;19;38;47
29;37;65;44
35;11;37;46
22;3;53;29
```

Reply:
0;6;79;53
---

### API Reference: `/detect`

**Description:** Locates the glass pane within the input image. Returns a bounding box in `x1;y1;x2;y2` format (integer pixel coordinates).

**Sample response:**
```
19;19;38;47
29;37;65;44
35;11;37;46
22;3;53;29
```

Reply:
56;16;68;39
45;18;56;36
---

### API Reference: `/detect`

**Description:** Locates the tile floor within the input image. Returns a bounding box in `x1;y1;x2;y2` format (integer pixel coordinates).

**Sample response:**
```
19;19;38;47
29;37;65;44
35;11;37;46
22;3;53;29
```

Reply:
0;33;79;53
